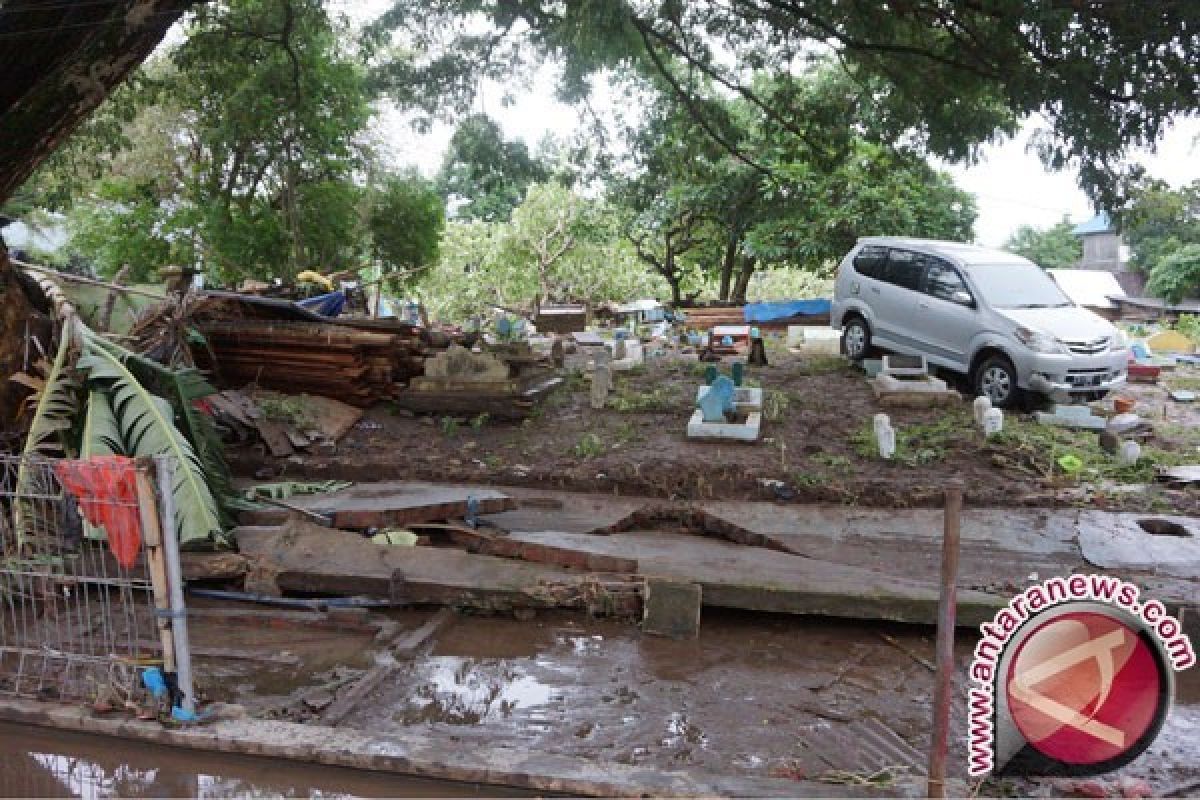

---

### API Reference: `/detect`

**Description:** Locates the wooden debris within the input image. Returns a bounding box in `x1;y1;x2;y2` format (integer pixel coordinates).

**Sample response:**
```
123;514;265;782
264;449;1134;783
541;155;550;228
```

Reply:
238;483;516;529
412;522;639;573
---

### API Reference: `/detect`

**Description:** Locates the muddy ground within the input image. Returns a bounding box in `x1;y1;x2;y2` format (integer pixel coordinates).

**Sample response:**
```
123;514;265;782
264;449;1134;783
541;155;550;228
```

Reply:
188;605;1198;797
231;344;1200;515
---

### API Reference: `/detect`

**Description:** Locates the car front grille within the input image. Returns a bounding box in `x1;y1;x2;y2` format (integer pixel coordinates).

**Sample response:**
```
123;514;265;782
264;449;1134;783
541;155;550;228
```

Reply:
1063;337;1110;355
1066;368;1117;387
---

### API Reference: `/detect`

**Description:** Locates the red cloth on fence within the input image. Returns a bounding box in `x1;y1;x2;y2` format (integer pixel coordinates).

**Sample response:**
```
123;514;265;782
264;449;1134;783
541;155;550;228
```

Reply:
54;456;142;569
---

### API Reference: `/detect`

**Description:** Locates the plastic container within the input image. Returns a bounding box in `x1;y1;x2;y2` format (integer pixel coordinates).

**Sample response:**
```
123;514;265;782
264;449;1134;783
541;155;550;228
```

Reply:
1113;396;1136;414
1117;440;1141;467
876;423;896;460
983;407;1004;437
973;396;992;427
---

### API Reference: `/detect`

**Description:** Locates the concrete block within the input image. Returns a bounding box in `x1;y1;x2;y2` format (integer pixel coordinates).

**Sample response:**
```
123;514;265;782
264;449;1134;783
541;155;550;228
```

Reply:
695;385;763;412
642;578;702;639
870;374;959;408
1033;405;1107;430
686;409;762;441
881;353;928;377
787;326;841;354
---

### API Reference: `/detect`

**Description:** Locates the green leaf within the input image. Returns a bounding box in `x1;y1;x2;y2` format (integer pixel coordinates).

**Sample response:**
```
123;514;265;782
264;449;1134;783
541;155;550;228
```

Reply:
78;389;123;541
77;332;224;549
13;324;80;553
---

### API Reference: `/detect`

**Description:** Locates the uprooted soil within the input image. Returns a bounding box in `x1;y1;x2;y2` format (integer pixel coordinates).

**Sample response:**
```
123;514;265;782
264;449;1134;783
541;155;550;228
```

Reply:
228;347;1200;514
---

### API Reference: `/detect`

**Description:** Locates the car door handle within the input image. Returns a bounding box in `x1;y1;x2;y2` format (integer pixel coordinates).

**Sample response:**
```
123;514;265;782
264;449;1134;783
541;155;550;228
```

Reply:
869;286;880;294
918;301;929;309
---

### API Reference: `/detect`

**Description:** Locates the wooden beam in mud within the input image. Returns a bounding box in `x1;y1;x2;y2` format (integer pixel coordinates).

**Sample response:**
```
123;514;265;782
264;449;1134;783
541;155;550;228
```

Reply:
238;484;516;529
411;522;639;573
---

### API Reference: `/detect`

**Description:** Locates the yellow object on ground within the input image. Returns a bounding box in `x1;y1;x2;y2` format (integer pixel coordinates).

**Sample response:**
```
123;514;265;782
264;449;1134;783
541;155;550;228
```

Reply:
1146;330;1196;354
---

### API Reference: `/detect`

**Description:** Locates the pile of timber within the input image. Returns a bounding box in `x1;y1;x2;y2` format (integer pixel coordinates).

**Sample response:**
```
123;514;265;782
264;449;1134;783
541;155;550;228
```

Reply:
193;320;428;406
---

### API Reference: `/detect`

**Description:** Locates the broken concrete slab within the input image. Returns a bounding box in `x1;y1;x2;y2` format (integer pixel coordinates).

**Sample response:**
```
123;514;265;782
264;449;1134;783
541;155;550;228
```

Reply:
1077;511;1199;580
642;579;702;639
233;518;641;616
1034;405;1108;430
507;529;1005;627
238;482;516;528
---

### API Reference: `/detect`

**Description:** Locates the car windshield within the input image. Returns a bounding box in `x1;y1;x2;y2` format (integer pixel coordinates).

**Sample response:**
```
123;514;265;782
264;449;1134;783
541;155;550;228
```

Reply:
964;262;1073;309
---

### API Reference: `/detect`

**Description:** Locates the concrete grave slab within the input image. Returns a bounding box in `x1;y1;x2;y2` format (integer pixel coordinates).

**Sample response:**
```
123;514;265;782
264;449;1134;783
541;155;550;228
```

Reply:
881;353;928;377
687;409;762;441
870;373;960;408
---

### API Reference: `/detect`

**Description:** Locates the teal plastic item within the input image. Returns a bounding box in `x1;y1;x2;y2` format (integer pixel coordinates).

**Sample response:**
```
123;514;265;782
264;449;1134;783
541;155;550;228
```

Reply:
699;376;735;422
731;361;744;386
704;365;718;385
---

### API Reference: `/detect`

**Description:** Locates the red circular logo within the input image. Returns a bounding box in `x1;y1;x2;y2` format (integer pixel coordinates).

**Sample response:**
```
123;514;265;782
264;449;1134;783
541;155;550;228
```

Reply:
1005;610;1165;766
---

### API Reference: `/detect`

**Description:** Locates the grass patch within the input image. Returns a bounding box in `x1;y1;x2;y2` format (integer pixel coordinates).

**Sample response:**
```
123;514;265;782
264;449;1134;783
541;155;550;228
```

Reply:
850;412;972;466
987;416;1190;484
609;383;680;413
574;433;605;458
796;355;853;376
1165;374;1200;392
763;389;792;421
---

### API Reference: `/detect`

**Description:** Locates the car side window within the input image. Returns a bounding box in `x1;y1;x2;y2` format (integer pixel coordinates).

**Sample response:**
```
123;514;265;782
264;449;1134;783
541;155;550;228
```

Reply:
879;248;923;291
852;245;887;279
922;257;970;302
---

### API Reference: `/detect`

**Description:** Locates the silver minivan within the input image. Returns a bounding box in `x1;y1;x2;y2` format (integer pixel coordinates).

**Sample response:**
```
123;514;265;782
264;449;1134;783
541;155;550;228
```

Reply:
831;237;1129;407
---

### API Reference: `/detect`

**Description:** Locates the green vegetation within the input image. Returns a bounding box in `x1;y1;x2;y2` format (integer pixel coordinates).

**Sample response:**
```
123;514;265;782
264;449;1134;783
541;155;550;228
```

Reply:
851;413;973;467
988;417;1190;484
1004;217;1082;269
609;383;679;414
573;433;605;458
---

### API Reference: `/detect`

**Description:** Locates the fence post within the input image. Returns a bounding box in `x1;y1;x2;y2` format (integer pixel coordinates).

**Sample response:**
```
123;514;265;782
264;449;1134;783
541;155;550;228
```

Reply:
134;464;176;674
154;455;195;713
927;482;963;799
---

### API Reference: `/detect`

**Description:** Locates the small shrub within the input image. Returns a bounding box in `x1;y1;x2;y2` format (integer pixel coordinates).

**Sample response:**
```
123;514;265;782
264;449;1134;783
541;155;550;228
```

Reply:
574;433;605;458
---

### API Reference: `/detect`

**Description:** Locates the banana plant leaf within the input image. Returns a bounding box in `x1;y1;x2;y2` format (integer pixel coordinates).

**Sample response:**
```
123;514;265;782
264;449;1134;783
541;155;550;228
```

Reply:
88;336;233;525
13;323;80;553
78;389;122;541
77;333;225;549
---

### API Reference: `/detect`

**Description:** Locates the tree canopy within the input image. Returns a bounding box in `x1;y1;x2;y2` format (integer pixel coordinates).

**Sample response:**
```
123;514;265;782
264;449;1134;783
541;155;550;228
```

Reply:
373;0;1199;209
437;114;550;222
1004;218;1082;270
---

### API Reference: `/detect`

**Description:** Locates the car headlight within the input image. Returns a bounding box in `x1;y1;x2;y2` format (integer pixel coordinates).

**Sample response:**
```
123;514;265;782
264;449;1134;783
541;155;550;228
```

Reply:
1014;326;1065;354
1110;329;1129;350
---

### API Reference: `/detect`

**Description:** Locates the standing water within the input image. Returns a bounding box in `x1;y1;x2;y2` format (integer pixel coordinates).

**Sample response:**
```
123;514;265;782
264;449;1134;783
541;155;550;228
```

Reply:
0;722;530;798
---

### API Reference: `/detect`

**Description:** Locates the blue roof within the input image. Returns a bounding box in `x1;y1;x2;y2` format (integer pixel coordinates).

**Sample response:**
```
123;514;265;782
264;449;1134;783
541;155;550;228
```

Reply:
1072;212;1114;236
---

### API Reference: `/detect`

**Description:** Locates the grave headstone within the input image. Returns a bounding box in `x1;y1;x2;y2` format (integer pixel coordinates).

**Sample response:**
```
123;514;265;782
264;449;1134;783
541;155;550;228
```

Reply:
704;365;718;386
699;375;735;423
731;361;744;387
550;338;565;368
881;353;928;378
591;365;611;409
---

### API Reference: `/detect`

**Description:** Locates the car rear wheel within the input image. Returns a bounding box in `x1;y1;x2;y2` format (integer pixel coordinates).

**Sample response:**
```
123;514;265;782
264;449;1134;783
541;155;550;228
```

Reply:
841;317;872;361
974;354;1020;408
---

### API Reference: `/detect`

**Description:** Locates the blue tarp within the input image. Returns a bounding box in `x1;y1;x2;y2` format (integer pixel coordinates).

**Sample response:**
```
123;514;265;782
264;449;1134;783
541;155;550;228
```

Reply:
743;299;831;323
297;290;346;317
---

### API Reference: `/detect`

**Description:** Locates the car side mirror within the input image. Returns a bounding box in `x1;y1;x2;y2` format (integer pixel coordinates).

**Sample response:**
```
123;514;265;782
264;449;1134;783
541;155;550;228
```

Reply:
951;290;974;307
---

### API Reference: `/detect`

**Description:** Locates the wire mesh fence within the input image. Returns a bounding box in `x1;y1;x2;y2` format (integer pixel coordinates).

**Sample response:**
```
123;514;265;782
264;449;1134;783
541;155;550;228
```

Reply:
0;454;181;708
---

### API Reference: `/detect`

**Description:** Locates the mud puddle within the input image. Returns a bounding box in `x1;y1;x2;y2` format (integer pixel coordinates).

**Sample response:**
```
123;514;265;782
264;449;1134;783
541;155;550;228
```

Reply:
336;609;1199;791
0;721;530;798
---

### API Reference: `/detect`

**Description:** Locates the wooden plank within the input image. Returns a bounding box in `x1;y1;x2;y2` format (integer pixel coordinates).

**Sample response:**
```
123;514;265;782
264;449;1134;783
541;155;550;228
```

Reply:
413;522;639;573
239;483;515;529
253;418;295;457
390;607;457;657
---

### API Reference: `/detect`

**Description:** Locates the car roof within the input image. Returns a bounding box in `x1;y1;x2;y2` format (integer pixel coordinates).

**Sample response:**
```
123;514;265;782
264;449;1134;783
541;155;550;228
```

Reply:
857;236;1032;267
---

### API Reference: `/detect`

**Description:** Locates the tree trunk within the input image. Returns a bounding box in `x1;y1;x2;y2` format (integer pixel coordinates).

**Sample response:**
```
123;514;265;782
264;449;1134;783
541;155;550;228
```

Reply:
732;256;757;304
0;0;198;206
718;235;738;303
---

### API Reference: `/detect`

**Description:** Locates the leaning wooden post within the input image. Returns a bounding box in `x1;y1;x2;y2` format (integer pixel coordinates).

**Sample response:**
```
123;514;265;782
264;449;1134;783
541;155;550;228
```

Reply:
928;482;963;799
135;461;176;675
155;455;196;714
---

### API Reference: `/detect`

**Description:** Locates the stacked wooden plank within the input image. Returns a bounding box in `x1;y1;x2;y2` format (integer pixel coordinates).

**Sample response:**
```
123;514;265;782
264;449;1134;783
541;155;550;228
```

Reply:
194;320;425;406
679;306;746;328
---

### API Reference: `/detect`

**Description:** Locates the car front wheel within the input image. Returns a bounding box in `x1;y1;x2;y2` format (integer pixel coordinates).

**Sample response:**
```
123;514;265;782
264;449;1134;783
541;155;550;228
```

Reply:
974;355;1020;408
842;317;872;361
